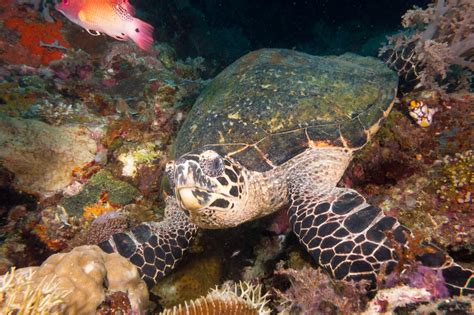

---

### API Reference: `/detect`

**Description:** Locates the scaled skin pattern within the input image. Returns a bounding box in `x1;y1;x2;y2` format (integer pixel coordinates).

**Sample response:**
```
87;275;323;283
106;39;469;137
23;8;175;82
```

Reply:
0;245;149;314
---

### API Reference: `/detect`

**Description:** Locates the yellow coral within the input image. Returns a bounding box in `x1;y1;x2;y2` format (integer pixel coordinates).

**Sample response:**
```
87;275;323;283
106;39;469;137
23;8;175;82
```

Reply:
83;192;118;220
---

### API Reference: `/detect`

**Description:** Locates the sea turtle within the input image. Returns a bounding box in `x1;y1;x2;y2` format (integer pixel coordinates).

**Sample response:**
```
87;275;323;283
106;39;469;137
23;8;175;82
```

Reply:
99;49;473;295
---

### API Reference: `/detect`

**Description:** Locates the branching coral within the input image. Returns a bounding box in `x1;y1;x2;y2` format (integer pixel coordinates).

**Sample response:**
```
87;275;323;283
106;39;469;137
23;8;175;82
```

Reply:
379;0;474;92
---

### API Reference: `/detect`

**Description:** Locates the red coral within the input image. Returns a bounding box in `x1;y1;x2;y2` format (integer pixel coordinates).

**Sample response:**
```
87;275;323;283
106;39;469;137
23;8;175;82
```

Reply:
3;17;70;66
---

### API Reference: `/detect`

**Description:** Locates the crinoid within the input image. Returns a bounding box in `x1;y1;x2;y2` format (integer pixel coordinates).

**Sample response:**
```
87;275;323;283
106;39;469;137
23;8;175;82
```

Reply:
160;281;271;315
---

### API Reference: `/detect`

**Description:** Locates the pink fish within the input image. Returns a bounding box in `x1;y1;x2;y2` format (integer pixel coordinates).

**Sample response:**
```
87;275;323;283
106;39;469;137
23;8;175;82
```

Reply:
55;0;154;51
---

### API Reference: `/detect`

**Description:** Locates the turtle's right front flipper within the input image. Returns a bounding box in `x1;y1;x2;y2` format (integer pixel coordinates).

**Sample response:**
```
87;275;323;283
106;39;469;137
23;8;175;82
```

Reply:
99;197;197;287
288;187;474;295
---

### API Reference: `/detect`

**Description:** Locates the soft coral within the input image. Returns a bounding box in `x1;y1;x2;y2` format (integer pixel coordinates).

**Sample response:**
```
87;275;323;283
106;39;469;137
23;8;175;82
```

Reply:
380;0;474;93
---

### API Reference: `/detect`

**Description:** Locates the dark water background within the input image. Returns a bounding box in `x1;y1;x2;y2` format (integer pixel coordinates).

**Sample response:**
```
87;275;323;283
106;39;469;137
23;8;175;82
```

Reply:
134;0;430;67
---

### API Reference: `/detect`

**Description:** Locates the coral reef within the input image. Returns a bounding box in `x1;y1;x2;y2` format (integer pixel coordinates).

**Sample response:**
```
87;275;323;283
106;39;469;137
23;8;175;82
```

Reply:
23;100;81;126
153;253;222;308
379;0;474;92
273;266;369;314
344;94;473;249
160;281;270;315
365;285;434;313
1;0;70;67
0;116;96;197
0;267;68;314
60;169;140;217
241;235;286;282
96;291;132;315
0;245;149;314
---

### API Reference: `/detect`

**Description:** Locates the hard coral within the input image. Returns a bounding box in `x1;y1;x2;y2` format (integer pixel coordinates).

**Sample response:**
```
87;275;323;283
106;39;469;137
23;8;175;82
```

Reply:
0;245;149;314
3;18;70;66
380;0;474;93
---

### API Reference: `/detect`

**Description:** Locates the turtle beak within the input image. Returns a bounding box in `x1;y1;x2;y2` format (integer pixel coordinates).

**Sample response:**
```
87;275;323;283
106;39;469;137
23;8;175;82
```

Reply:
174;162;213;211
177;188;205;211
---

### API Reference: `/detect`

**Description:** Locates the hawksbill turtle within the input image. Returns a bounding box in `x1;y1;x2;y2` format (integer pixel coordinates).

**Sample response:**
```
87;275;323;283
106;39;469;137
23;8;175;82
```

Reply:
99;49;474;296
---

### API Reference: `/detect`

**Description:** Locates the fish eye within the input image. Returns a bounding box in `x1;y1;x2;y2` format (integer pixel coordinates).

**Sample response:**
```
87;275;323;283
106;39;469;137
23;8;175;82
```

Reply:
63;0;69;5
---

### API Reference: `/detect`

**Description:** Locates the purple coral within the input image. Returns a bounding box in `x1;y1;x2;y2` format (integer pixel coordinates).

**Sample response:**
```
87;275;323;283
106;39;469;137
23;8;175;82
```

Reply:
380;0;474;92
405;265;449;299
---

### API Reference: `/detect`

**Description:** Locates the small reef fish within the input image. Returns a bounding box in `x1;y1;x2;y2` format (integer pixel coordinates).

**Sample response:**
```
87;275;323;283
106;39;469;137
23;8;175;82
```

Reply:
55;0;154;50
408;100;438;127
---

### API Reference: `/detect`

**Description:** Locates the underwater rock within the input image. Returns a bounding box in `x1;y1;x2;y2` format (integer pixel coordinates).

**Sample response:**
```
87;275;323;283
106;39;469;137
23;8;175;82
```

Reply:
0;116;96;197
152;253;222;308
0;245;149;314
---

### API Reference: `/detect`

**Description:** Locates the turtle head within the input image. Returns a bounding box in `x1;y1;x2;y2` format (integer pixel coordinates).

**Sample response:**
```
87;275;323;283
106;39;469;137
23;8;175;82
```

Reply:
167;150;249;228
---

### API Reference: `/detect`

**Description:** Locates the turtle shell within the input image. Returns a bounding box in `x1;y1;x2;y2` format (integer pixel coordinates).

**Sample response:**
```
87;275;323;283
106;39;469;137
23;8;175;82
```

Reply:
173;49;398;172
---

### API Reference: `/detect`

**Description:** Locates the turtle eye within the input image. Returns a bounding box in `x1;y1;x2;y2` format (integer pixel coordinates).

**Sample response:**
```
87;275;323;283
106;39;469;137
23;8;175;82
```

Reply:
200;155;224;177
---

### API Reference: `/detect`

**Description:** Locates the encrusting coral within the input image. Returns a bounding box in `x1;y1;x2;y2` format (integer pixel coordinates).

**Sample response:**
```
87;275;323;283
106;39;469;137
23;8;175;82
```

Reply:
160;281;271;315
0;245;149;314
379;0;473;92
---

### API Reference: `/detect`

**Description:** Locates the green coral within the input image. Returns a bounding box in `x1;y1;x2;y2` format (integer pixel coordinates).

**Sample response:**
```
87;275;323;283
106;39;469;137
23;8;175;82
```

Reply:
61;170;139;217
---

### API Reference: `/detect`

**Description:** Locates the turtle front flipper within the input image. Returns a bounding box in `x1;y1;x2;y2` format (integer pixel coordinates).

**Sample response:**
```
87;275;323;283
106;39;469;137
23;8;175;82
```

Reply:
99;197;197;287
288;187;474;295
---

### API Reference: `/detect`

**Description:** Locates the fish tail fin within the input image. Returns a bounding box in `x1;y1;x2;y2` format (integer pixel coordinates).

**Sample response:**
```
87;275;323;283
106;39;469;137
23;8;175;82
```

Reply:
129;18;154;51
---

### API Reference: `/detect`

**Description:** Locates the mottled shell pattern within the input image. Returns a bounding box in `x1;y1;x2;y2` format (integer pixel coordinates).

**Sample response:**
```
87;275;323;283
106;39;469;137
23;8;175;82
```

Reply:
173;49;398;172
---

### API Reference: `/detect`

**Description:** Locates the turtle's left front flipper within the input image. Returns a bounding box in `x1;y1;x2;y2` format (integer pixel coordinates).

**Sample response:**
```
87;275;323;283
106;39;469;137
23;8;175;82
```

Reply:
99;197;197;287
288;187;474;295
